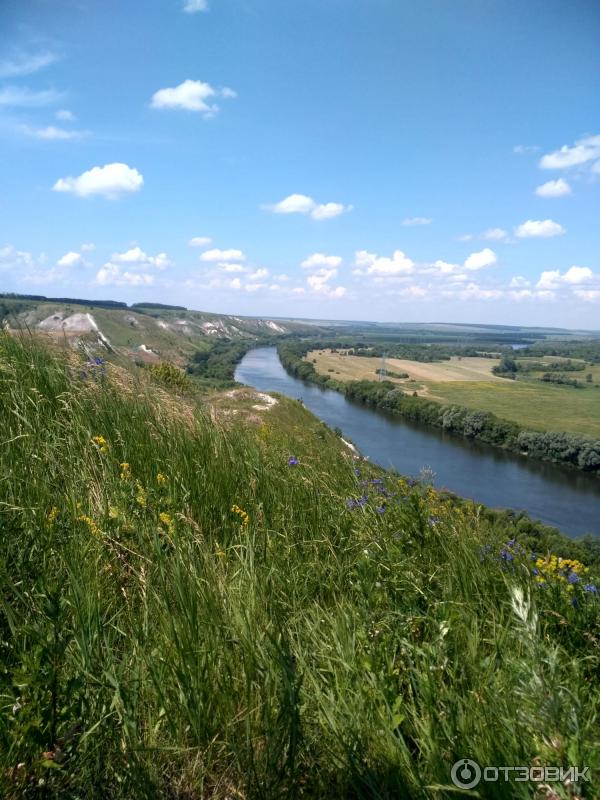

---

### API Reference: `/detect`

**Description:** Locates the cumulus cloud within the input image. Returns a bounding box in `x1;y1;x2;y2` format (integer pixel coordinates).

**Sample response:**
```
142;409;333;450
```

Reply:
53;163;143;199
353;249;414;277
183;0;208;11
301;253;342;269
247;268;269;281
96;264;154;286
0;86;63;107
200;247;245;262
188;236;212;247
535;178;571;198
150;79;235;116
57;251;84;268
574;289;600;302
509;276;531;289
515;219;565;238
265;193;351;221
81;243;95;252
536;266;593;290
540;134;600;170
112;246;172;270
402;216;432;226
217;262;247;273
481;228;507;241
463;248;497;271
0;50;59;78
0;244;35;270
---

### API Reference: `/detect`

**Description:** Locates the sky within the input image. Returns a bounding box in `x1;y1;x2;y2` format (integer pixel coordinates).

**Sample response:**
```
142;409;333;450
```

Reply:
1;0;599;328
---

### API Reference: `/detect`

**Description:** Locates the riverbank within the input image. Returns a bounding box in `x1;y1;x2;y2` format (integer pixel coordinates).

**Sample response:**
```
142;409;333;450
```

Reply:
277;342;600;476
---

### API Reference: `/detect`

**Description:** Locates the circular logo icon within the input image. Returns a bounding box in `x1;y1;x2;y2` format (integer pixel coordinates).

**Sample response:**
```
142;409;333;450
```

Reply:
451;759;482;789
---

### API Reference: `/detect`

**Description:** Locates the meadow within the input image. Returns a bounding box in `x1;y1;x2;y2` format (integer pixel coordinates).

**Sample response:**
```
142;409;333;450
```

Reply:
1;332;599;798
308;350;600;438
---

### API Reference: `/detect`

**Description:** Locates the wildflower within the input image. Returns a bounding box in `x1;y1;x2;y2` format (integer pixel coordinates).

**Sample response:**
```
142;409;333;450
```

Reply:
354;468;361;477
231;504;249;526
372;478;384;486
288;456;299;466
376;506;386;514
568;572;580;585
91;435;108;454
108;506;120;520
158;511;175;534
120;462;131;481
156;472;167;485
77;514;100;537
47;506;59;524
584;584;598;594
135;481;147;508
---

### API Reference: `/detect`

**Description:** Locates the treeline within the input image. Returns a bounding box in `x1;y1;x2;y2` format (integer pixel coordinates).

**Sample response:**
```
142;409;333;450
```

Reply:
0;292;127;309
519;340;600;364
131;302;187;312
278;342;600;473
186;339;262;387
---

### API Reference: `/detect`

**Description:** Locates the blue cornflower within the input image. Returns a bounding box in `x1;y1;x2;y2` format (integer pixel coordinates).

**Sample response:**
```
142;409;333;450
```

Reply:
376;506;386;514
584;583;598;594
354;468;361;477
500;549;514;563
568;572;580;585
371;478;384;486
288;457;299;466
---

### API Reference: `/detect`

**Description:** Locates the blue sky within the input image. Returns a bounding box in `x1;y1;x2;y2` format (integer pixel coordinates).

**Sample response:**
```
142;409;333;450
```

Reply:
1;0;599;327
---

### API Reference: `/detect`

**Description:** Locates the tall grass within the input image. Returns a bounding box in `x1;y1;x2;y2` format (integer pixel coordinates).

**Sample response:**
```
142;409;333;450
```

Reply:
0;332;599;798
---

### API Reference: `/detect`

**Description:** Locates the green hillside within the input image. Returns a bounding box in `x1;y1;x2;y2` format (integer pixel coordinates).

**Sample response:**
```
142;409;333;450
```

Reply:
1;332;599;798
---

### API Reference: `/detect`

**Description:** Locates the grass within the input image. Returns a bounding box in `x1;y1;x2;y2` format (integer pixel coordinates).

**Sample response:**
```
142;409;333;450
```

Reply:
1;332;599;799
308;350;600;438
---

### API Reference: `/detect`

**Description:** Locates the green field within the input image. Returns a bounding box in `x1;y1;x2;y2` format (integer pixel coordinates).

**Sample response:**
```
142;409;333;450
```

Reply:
429;378;600;437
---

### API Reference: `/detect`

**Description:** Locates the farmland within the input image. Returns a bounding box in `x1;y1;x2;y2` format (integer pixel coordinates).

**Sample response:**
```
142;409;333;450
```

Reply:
307;349;600;438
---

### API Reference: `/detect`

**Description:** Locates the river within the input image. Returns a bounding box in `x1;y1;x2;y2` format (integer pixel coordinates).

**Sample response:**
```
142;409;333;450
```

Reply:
235;347;600;538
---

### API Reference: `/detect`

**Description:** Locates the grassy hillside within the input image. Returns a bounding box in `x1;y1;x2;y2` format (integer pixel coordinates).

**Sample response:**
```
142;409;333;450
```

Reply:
1;332;599;798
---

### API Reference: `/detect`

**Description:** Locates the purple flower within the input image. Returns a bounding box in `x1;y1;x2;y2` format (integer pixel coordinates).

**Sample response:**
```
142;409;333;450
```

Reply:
584;584;598;594
376;506;386;514
288;457;299;466
500;549;514;563
568;572;580;585
354;468;361;477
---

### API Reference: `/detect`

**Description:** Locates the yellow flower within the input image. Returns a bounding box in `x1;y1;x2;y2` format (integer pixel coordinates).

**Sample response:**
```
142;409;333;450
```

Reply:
156;473;167;485
120;462;131;481
77;514;100;537
159;511;175;535
91;435;109;454
47;506;59;524
108;506;120;520
135;481;147;508
215;548;226;559
231;503;250;526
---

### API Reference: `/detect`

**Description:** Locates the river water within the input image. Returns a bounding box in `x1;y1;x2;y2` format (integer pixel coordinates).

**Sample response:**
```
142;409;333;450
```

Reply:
235;347;600;538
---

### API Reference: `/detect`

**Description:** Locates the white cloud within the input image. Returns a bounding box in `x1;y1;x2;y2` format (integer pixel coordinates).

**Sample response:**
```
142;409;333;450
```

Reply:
574;289;600;302
456;233;474;242
57;251;84;268
458;282;503;300
0;244;35;269
464;248;497;271
328;286;347;298
0;51;59;78
535;178;572;198
536;266;593;290
53;163;143;199
150;79;234;116
81;243;95;252
217;262;246;273
311;202;348;220
228;277;242;290
112;246;172;270
0;86;63;107
200;247;245;262
513;144;539;154
248;268;269;281
266;193;351;220
183;0;208;11
515;219;565;238
354;249;414;277
509;276;531;289
188;236;212;247
301;253;342;269
55;109;75;121
563;266;593;284
402;216;432;226
22;124;87;141
96;264;154;286
481;228;507;241
540;135;600;170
